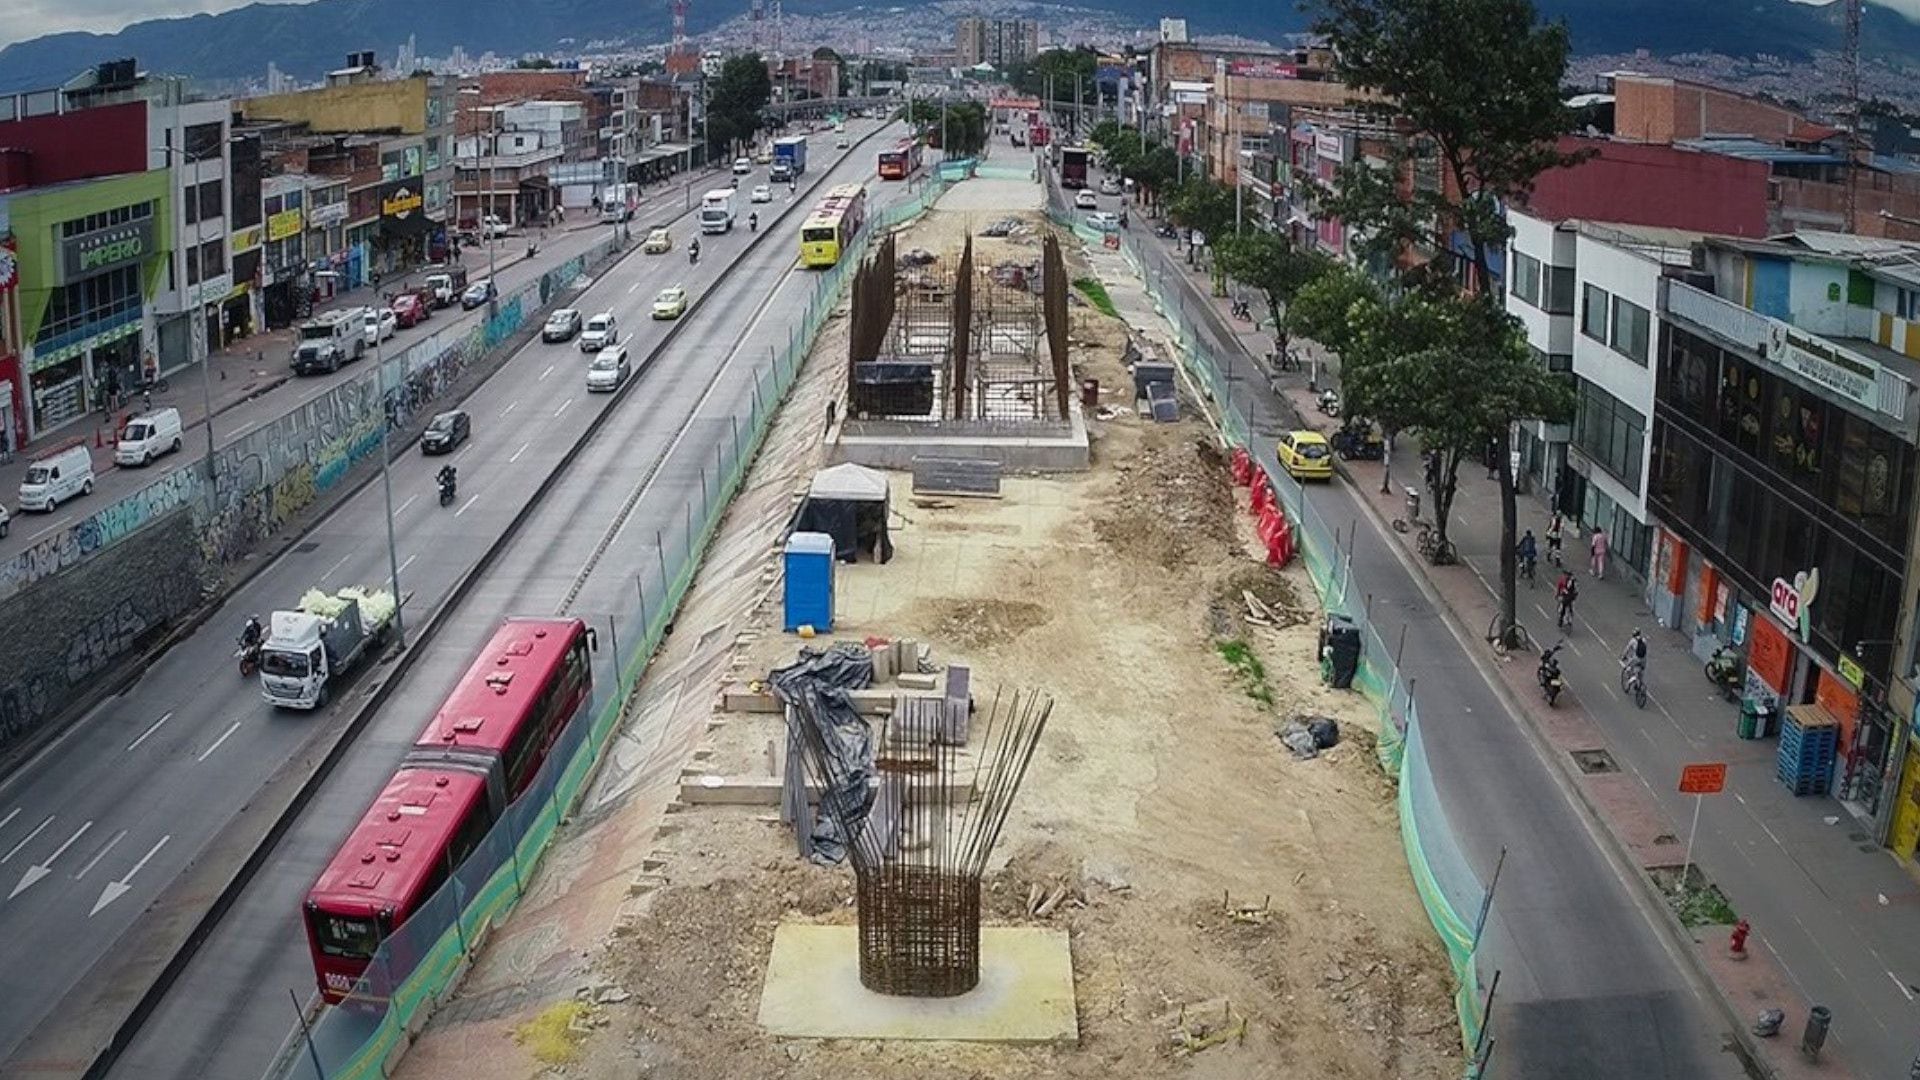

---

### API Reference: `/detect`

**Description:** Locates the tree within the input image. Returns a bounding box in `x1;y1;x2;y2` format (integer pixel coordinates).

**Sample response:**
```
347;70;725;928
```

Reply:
1311;0;1584;645
900;99;988;158
1168;179;1238;290
1214;232;1332;359
706;54;773;156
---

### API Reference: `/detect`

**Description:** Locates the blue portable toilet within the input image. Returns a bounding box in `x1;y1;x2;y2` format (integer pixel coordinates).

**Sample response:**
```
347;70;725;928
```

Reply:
783;531;836;632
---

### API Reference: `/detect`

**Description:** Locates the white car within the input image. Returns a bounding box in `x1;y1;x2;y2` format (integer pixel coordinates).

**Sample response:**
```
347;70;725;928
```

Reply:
732;157;753;175
1085;211;1120;232
1099;176;1122;196
0;502;9;539
750;184;772;203
579;312;619;352
1074;190;1098;209
586;345;632;392
362;306;398;344
835;134;850;149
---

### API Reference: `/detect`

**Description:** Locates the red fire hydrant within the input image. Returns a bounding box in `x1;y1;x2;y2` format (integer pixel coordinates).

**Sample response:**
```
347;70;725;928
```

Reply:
1729;918;1751;960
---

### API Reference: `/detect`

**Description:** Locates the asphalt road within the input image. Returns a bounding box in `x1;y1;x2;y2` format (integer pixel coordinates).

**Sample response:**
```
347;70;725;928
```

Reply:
1120;220;1746;1078
0;120;901;1076
0;209;649;566
91;125;917;1080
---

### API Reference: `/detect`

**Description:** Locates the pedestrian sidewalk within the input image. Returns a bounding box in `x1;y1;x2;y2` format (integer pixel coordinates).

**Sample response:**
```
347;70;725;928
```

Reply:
1152;246;1900;1076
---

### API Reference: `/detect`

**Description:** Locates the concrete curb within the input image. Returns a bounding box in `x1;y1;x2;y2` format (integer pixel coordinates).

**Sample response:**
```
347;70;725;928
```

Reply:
64;128;894;1080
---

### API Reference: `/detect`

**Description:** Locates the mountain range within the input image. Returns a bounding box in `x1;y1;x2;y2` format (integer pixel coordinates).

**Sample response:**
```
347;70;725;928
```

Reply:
0;0;1911;95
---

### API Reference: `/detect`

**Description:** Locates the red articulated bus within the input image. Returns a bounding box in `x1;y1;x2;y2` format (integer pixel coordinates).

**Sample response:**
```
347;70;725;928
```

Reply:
877;138;923;181
303;617;595;1003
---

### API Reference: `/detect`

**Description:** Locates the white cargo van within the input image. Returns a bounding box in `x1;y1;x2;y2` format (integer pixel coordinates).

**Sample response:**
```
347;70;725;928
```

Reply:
115;407;184;466
19;444;94;511
699;189;735;234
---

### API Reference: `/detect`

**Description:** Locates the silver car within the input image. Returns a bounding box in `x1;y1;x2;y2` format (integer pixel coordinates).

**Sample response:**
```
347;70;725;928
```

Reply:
586;345;631;392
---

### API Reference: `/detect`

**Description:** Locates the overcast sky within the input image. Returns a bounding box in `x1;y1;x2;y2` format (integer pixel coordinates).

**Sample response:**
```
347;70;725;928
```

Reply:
5;0;1920;53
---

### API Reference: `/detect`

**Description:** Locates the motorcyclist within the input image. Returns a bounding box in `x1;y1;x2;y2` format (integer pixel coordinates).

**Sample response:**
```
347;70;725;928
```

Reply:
240;615;264;651
750;211;759;232
1538;641;1566;695
437;464;457;496
689;238;701;263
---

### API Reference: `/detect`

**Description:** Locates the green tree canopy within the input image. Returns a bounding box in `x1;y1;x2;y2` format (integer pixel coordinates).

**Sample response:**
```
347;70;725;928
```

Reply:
707;53;773;155
1215;232;1334;354
899;99;988;157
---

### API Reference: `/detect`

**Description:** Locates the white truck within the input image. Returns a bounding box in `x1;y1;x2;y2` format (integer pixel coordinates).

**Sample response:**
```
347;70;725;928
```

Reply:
291;309;368;375
259;587;397;710
699;189;735;234
599;182;635;223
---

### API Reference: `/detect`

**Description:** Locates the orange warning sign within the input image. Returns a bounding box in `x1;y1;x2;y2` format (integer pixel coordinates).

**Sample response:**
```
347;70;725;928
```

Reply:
1678;763;1728;795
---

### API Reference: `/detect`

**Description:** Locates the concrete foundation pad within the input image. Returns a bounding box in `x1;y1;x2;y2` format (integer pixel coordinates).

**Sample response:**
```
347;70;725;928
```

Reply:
757;923;1077;1043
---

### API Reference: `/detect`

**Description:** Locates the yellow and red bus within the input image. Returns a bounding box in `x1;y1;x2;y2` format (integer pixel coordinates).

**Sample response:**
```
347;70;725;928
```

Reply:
799;183;869;268
877;138;923;181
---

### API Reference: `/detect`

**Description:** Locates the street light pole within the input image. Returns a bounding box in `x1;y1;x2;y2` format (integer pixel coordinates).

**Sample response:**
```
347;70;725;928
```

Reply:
373;331;406;645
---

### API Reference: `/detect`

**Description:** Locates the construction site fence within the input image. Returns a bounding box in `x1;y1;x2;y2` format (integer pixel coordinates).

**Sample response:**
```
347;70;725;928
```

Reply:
267;174;955;1080
1078;210;1493;1067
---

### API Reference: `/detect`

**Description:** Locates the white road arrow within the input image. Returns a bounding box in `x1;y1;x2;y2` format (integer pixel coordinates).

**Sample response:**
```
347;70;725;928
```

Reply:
92;834;170;917
11;820;91;900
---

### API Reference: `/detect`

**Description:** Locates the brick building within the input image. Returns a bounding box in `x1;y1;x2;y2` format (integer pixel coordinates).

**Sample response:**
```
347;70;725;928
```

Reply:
955;17;1040;68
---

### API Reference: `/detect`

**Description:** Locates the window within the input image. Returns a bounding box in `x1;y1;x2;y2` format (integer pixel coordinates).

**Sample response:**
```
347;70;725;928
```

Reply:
34;265;143;345
1900;287;1920;322
1529;345;1573;372
1582;283;1610;340
59;201;153;238
1511;251;1542;308
183;121;224;163
186;239;225;285
183;179;223;225
1609;298;1650;365
1545;267;1576;314
1573;377;1646;490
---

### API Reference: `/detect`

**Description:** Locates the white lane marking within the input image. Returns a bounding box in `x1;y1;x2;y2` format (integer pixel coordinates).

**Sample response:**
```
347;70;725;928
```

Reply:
628;281;641;294
1891;971;1916;1002
539;364;556;381
0;808;18;835
126;711;173;752
92;834;170;917
319;552;354;583
12;820;91;898
399;553;418;575
454;493;481;517
2;816;54;864
397;493;419;516
24;516;75;545
197;720;242;762
500;400;519;418
74;829;127;880
553;397;574;418
510;441;530;464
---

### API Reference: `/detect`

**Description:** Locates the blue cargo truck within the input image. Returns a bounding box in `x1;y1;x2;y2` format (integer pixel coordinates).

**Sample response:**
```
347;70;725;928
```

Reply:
770;136;809;181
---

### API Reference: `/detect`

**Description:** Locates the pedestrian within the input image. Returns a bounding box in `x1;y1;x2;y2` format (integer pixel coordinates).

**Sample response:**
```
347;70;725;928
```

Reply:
142;388;153;413
824;398;837;437
1589;526;1609;579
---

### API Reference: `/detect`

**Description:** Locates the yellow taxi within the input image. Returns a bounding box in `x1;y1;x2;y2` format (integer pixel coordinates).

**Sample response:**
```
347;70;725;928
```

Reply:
652;285;689;320
1277;430;1334;481
642;227;673;254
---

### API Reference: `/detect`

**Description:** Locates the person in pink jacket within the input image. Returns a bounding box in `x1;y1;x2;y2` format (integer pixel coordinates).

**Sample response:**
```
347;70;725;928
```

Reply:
1589;526;1609;579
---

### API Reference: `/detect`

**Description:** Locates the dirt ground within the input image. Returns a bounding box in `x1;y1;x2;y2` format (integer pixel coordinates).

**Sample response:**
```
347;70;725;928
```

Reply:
560;206;1459;1079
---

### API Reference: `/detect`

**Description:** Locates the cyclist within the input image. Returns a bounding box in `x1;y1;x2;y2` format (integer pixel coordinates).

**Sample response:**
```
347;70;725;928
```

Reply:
1544;512;1565;567
1621;628;1648;678
1554;570;1579;629
1516;529;1538;584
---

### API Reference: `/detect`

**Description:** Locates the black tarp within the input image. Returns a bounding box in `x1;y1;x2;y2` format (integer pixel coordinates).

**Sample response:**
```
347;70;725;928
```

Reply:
791;463;894;564
770;644;876;864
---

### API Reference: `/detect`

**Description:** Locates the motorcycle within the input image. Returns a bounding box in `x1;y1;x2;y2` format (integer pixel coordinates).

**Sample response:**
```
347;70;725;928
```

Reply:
236;639;260;677
1316;389;1342;419
1230;298;1252;322
1538;643;1567;707
688;244;700;265
438;470;458;507
1329;418;1385;461
1706;645;1744;702
749;214;759;233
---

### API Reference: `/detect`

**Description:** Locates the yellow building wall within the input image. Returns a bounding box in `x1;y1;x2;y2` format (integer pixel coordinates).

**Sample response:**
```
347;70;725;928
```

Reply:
241;79;428;134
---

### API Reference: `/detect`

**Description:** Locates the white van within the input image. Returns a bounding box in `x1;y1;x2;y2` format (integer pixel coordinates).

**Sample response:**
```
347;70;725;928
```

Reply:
19;444;94;511
115;407;184;466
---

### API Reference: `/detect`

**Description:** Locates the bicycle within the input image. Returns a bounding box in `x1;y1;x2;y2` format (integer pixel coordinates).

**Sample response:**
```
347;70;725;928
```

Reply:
1556;597;1577;632
1487;614;1536;656
1519;555;1538;589
1620;660;1647;709
1416;523;1457;565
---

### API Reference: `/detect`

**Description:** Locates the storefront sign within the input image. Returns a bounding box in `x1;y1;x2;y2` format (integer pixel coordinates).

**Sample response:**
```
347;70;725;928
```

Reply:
1678;763;1727;795
308;202;348;228
232;226;263;252
267;208;304;242
60;216;156;280
1315;132;1343;161
1765;321;1886;417
1730;600;1747;643
379;179;434;238
1837;653;1866;690
0;247;15;290
1769;568;1820;643
1815;668;1861;753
